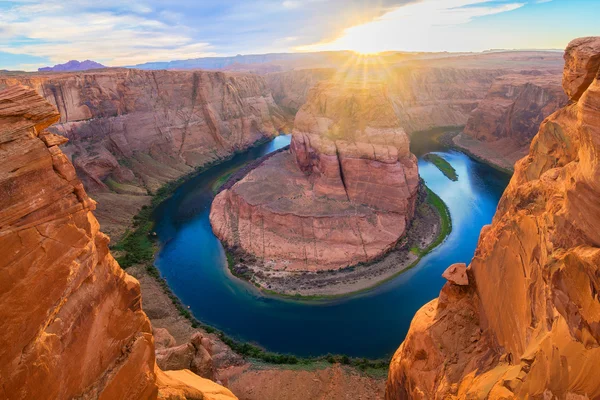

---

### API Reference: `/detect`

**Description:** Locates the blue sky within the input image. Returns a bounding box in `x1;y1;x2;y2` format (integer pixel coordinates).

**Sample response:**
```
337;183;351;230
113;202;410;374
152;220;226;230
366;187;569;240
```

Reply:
0;0;598;70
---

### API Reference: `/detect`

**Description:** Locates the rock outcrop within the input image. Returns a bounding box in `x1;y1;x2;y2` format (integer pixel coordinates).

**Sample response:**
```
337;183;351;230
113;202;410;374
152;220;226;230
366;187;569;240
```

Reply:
210;80;419;271
456;73;568;170
0;85;237;399
386;37;600;400
0;69;287;238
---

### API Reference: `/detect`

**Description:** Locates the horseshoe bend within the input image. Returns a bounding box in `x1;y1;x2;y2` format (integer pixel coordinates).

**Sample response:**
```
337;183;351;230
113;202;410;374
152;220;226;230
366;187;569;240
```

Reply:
210;80;421;274
1;3;600;397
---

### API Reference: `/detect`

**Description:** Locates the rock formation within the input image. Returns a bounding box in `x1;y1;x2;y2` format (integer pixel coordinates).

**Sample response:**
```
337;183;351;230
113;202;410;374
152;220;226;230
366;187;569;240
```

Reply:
386;37;600;400
456;72;568;170
210;80;419;271
0;85;236;399
38;60;106;72
0;69;287;238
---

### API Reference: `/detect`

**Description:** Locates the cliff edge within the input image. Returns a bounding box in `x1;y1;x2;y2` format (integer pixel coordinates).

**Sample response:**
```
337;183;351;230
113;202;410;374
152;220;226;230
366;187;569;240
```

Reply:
0;85;237;399
385;36;600;400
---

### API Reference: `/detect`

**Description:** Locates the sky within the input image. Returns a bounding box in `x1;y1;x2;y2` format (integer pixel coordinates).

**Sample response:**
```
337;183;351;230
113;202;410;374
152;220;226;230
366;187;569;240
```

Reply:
0;0;598;70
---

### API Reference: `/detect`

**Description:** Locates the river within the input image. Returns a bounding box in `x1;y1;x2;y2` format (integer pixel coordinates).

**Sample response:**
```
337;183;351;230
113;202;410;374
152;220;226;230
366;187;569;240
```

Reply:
153;131;510;359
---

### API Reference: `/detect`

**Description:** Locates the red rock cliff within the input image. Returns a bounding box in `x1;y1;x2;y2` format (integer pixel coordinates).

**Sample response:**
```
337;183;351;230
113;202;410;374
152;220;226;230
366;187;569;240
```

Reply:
0;70;287;238
0;85;238;400
386;37;600;400
210;80;418;271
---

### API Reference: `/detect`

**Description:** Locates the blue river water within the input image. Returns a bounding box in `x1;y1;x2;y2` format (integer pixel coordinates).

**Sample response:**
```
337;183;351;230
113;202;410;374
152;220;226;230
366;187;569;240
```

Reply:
153;131;510;359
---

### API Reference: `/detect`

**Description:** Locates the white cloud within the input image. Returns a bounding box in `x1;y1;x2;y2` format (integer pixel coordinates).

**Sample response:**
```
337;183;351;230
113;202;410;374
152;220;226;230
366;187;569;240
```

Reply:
298;0;525;53
0;1;216;67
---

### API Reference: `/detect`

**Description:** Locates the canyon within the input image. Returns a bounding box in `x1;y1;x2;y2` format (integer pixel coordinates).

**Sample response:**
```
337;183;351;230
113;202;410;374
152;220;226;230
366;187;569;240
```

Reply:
456;72;569;170
0;51;565;240
386;36;600;400
0;44;589;400
0;69;287;238
210;80;419;272
0;85;237;399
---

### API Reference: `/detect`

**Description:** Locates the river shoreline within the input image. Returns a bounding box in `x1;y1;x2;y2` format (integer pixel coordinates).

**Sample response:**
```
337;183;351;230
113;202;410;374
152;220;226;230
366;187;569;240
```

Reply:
223;183;452;299
113;135;393;367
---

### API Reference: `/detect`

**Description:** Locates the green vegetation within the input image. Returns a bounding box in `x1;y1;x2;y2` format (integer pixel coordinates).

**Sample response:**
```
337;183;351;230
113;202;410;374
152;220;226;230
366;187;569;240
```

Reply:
419;187;452;256
211;171;235;193
424;153;458;181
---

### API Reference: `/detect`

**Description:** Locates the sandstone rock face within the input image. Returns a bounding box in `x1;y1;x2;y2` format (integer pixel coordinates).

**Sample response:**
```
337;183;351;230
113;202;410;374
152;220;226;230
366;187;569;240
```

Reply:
442;263;468;286
386;37;600;400
0;85;238;400
459;73;568;169
266;67;505;134
0;69;286;238
464;73;568;145
0;85;157;399
156;332;215;380
210;80;418;271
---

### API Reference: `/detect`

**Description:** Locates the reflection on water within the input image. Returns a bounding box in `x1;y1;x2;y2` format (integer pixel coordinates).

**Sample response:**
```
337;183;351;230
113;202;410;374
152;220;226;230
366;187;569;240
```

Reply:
153;132;510;358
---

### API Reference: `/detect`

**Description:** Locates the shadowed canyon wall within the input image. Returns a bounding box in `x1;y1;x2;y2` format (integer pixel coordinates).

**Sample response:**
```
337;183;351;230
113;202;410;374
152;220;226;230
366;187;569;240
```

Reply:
0;85;237;400
386;36;600;400
455;73;569;170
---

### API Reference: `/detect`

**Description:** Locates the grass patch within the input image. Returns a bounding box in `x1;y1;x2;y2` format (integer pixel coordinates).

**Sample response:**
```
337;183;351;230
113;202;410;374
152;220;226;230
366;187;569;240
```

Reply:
421;187;452;256
212;171;235;194
424;153;458;181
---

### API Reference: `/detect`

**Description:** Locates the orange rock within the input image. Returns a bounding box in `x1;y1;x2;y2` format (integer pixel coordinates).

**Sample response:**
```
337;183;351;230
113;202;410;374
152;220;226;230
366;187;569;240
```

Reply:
442;263;469;286
386;36;600;400
210;80;418;271
0;69;287;239
0;85;236;400
0;85;157;398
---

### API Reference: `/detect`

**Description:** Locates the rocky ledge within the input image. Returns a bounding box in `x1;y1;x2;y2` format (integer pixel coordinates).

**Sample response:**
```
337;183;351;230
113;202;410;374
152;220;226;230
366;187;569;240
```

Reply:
455;72;568;171
0;85;237;399
210;80;419;273
386;36;600;400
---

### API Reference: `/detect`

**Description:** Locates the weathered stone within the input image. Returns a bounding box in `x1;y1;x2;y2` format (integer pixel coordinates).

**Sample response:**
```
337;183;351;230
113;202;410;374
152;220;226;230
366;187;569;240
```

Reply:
563;37;600;101
0;69;287;239
0;85;236;400
210;80;419;271
442;263;469;286
386;37;600;400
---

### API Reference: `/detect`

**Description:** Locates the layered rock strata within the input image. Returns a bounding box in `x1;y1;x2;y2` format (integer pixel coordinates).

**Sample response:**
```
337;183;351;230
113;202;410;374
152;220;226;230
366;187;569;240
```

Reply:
210;80;419;271
456;73;568;170
0;69;287;238
0;85;236;400
386;37;600;400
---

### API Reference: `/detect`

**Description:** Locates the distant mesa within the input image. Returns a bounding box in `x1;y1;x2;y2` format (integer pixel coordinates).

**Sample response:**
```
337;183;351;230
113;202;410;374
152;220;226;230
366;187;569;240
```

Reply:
38;60;106;72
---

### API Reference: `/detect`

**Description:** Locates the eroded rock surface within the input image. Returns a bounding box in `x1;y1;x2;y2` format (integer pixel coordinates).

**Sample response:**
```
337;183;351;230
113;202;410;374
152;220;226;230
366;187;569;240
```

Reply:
0;85;157;399
0;69;286;238
458;73;568;169
386;37;600;400
210;80;418;271
0;85;237;400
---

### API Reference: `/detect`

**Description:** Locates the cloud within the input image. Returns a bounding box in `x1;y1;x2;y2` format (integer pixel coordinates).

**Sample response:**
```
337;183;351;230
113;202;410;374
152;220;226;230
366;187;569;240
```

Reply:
298;0;525;53
0;0;216;67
